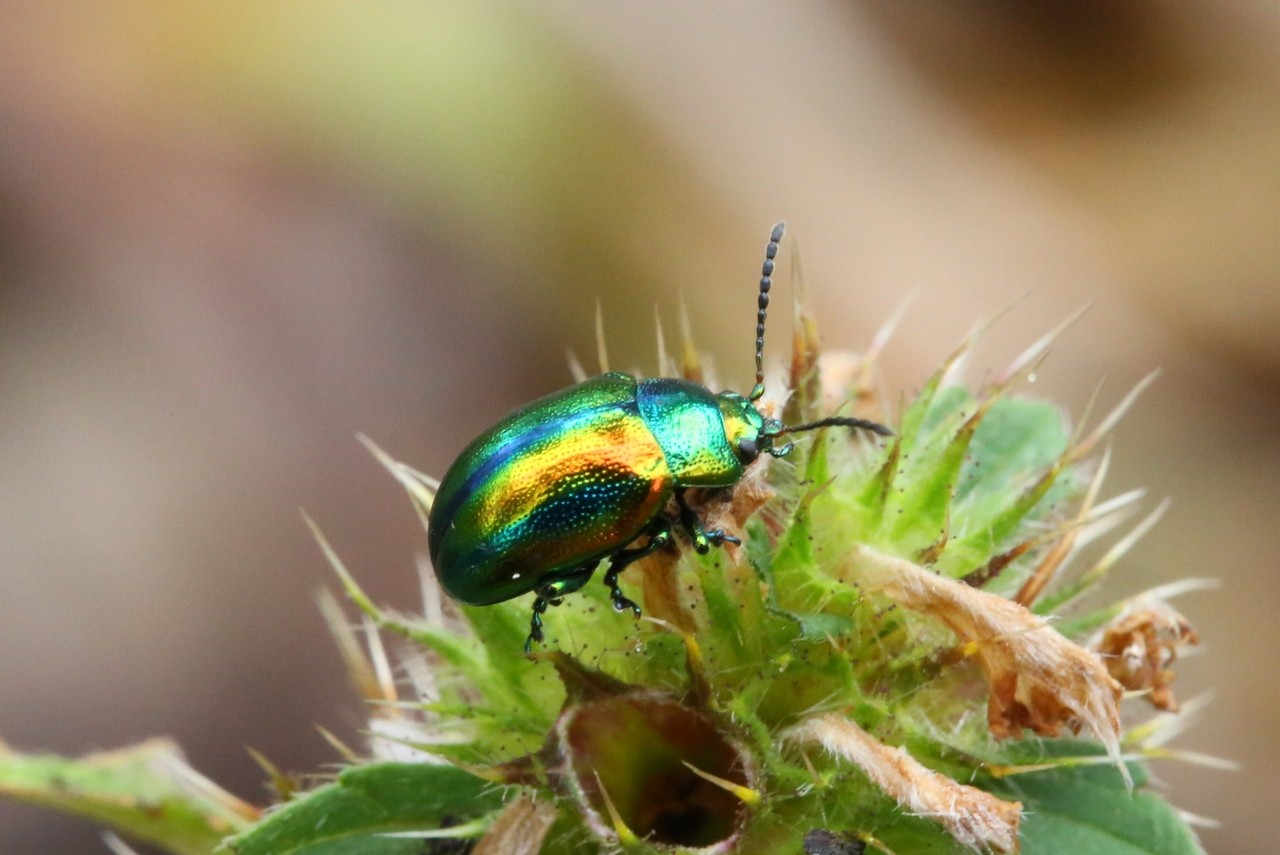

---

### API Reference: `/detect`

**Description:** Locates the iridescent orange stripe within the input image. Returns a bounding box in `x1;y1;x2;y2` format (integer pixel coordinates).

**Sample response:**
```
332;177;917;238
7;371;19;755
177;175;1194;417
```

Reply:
471;407;669;565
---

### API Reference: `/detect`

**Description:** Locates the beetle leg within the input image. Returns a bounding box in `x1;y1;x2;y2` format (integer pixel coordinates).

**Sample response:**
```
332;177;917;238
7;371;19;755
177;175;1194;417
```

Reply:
706;530;741;547
602;522;671;618
524;564;598;653
525;595;550;654
675;489;741;554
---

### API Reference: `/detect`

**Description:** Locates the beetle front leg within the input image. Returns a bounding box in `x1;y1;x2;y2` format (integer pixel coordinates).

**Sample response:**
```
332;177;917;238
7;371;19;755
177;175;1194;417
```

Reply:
675;489;741;554
602;521;672;618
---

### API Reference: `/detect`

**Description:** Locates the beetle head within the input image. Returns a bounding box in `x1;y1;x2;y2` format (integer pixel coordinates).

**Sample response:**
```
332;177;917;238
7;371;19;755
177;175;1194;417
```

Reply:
716;391;771;466
719;391;893;467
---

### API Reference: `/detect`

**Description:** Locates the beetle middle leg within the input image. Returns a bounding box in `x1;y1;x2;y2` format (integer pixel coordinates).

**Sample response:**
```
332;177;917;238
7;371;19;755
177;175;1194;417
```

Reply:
601;520;672;619
525;562;597;653
675;489;741;554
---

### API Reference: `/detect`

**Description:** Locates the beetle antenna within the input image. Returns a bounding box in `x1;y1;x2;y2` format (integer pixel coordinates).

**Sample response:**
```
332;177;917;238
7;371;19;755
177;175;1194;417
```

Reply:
749;222;786;401
780;415;894;438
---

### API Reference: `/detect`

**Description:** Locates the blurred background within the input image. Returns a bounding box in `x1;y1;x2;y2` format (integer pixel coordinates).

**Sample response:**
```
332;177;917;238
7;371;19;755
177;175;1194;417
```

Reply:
1;2;1276;851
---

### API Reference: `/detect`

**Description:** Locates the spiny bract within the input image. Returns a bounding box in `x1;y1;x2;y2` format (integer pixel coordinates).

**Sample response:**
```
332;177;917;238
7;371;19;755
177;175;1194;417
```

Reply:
276;306;1207;855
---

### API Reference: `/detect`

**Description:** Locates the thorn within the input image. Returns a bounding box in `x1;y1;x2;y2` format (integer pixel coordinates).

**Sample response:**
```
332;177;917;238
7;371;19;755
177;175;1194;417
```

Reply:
1079;497;1171;589
315;726;362;764
866;293;915;363
939;294;1030;388
993;303;1090;389
364;614;398;705
1071;370;1160;462
592;770;639;845
1177;809;1225;830
595;299;610;374
318;587;382;701
417;555;448;629
245;746;297;801
1138;577;1220;602
654;305;672;376
102;833;143;855
1069;376;1108;448
678;296;703;383
357;434;438;522
566;349;589;383
681;760;761;805
1015;446;1112;606
641;615;709;704
303;511;381;623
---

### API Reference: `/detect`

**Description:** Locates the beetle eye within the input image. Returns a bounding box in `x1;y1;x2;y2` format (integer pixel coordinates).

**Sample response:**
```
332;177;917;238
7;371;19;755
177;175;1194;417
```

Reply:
737;437;759;462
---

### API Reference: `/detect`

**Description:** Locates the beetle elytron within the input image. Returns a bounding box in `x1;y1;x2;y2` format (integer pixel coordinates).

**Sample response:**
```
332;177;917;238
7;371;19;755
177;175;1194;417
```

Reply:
426;223;892;651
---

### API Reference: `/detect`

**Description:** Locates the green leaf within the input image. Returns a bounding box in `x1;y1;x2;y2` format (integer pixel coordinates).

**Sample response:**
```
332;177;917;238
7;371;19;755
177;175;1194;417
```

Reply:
878;386;974;553
946;397;1075;578
955;398;1068;506
220;762;505;855
990;755;1204;855
0;738;255;855
917;385;974;439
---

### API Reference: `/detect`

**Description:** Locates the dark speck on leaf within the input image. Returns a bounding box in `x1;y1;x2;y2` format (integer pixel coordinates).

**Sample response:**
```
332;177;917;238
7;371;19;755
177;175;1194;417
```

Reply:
803;828;866;854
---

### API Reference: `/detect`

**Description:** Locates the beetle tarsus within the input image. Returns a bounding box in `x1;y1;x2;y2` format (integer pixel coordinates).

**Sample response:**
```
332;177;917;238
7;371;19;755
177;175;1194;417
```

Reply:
598;523;672;621
676;489;707;552
612;590;642;617
525;584;562;653
525;603;547;654
603;562;642;616
523;564;600;651
675;490;739;554
707;530;740;547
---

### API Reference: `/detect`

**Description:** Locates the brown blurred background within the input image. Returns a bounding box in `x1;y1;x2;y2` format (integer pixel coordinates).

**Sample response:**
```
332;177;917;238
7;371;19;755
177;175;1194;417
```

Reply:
1;2;1276;852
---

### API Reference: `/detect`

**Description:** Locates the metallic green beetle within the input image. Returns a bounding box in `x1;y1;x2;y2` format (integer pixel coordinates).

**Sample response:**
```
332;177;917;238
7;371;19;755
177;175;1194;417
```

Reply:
426;223;892;650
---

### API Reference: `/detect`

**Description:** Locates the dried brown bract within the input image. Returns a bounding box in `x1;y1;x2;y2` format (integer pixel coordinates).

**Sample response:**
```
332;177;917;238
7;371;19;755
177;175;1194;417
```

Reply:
1090;601;1200;712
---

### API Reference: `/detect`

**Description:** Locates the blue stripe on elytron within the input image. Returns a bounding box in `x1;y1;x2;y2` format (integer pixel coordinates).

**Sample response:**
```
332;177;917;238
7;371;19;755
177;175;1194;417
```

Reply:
430;397;642;558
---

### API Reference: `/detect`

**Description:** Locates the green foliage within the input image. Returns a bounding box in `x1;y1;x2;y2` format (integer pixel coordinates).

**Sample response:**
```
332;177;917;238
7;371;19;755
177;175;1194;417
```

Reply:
0;318;1208;854
219;763;503;855
0;739;252;855
992;742;1204;855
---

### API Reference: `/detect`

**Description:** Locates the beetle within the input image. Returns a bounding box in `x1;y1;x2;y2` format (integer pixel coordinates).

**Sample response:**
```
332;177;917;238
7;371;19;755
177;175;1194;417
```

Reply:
426;223;892;651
